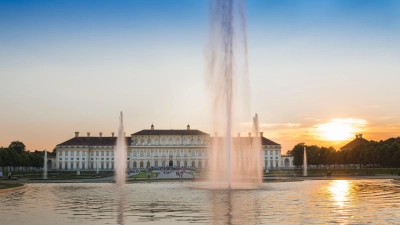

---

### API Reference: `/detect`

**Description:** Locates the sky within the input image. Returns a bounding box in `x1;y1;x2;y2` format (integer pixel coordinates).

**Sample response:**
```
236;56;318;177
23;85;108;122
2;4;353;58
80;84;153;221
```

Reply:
1;0;400;153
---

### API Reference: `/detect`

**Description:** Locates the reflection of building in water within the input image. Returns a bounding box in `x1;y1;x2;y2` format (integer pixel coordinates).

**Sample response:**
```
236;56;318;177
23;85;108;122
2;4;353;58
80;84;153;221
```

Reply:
55;124;294;170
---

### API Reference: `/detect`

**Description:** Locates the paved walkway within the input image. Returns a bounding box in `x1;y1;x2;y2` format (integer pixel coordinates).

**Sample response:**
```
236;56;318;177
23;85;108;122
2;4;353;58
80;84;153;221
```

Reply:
155;170;194;179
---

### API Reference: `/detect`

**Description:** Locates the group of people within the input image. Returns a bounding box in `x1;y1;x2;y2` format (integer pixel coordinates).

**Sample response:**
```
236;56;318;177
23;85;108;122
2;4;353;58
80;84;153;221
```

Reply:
176;170;186;178
0;170;12;181
326;170;332;177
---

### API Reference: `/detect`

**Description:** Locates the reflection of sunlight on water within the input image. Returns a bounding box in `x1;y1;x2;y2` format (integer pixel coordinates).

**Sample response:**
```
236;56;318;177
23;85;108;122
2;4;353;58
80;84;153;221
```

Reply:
328;180;350;207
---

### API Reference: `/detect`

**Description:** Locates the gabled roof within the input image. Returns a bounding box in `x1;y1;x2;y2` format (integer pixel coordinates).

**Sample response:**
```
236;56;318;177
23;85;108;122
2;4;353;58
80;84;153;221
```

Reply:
57;137;131;146
132;129;209;136
340;136;369;150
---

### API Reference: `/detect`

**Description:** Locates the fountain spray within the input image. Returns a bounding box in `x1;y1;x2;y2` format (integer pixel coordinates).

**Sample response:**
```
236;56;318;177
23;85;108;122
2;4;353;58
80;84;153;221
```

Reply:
303;145;308;177
115;111;127;185
43;149;47;179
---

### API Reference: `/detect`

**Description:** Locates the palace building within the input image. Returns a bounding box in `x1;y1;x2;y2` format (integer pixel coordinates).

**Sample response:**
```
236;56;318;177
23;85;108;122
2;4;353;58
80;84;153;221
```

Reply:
55;124;294;170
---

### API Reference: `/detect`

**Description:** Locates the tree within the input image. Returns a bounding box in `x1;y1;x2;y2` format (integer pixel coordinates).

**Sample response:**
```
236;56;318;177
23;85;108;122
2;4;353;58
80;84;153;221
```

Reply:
8;141;26;154
290;143;305;167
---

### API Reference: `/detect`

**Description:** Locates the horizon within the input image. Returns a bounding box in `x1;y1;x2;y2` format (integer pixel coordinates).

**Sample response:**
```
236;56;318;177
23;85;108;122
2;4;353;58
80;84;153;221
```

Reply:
1;0;400;153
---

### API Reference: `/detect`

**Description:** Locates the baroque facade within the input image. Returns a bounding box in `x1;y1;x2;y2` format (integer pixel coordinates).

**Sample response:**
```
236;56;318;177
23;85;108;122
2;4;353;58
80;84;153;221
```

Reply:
55;124;294;170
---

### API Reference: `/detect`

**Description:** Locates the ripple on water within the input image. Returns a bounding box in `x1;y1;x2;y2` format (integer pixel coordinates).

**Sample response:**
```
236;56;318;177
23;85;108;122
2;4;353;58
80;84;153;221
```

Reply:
0;180;399;224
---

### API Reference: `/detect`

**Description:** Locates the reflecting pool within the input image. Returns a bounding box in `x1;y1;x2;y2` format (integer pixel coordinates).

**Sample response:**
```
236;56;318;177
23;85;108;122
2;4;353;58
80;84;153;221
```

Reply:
0;180;399;224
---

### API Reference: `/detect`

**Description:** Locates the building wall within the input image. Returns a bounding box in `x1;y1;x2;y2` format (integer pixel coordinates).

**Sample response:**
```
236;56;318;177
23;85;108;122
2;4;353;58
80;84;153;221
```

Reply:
55;134;294;170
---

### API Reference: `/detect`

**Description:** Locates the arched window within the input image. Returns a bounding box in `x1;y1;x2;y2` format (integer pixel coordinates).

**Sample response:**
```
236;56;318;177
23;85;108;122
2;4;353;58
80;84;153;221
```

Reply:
169;138;173;145
133;150;137;157
140;162;144;168
147;161;150;168
147;150;150;157
192;161;195;168
155;161;158;167
133;161;137;168
140;150;144;157
183;139;187;145
198;161;202;168
162;161;165;167
184;161;187;167
161;138;166;145
191;150;195;157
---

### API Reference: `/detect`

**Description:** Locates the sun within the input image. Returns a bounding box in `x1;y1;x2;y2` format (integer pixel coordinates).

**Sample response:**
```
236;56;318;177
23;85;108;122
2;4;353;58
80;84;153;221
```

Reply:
315;118;365;141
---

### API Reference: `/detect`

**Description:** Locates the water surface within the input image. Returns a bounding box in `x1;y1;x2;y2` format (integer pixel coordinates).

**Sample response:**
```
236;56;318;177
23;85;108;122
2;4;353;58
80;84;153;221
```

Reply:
0;180;399;224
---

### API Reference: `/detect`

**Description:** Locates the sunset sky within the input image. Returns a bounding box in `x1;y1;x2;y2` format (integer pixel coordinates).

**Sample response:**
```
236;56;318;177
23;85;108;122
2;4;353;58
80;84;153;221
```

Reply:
1;0;400;153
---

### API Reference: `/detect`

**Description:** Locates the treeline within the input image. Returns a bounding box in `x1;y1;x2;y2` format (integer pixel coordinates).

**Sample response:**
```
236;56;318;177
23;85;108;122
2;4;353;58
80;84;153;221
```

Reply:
0;141;48;171
289;137;400;169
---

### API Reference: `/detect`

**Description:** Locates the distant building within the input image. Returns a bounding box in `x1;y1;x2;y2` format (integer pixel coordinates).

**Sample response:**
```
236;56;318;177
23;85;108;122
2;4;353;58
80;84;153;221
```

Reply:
55;124;294;170
340;134;369;150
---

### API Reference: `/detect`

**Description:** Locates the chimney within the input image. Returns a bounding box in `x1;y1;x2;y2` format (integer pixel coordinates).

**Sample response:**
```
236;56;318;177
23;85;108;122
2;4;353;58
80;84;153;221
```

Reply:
112;132;115;137
355;134;359;139
215;132;218;137
248;132;251;137
75;132;79;137
237;132;241;137
187;124;190;130
87;132;90;137
260;132;263;137
99;132;102;137
151;124;154;130
359;134;363;139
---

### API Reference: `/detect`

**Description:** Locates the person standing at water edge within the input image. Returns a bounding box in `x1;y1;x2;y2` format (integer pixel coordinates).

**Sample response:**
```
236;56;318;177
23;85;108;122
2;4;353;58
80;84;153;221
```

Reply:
8;171;11;180
0;170;2;182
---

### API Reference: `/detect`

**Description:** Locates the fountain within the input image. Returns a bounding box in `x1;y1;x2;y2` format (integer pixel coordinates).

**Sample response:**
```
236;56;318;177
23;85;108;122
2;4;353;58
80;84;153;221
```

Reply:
115;111;127;185
303;146;308;177
96;157;99;174
43;149;47;179
206;0;262;189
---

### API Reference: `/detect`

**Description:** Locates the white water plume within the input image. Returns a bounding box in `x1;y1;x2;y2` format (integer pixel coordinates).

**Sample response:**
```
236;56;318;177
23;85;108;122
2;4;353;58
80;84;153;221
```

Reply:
115;111;127;185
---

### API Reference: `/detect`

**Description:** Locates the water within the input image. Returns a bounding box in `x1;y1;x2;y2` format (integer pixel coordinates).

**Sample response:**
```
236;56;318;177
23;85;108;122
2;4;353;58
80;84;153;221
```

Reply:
43;150;47;179
1;180;399;224
115;111;127;184
304;146;308;177
207;0;260;188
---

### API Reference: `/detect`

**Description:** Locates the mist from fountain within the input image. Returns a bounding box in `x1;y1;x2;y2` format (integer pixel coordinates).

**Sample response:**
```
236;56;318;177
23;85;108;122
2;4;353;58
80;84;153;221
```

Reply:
96;157;99;174
206;0;262;189
43;149;47;179
303;146;308;177
115;111;127;185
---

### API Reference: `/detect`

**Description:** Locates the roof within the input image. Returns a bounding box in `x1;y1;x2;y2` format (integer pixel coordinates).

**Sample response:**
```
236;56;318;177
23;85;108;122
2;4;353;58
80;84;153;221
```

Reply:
57;137;131;146
56;132;280;147
210;136;280;146
340;137;369;150
132;129;209;136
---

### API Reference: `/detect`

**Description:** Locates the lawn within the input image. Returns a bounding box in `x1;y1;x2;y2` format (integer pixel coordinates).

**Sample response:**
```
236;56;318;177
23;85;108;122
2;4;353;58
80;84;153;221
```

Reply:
129;172;159;178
